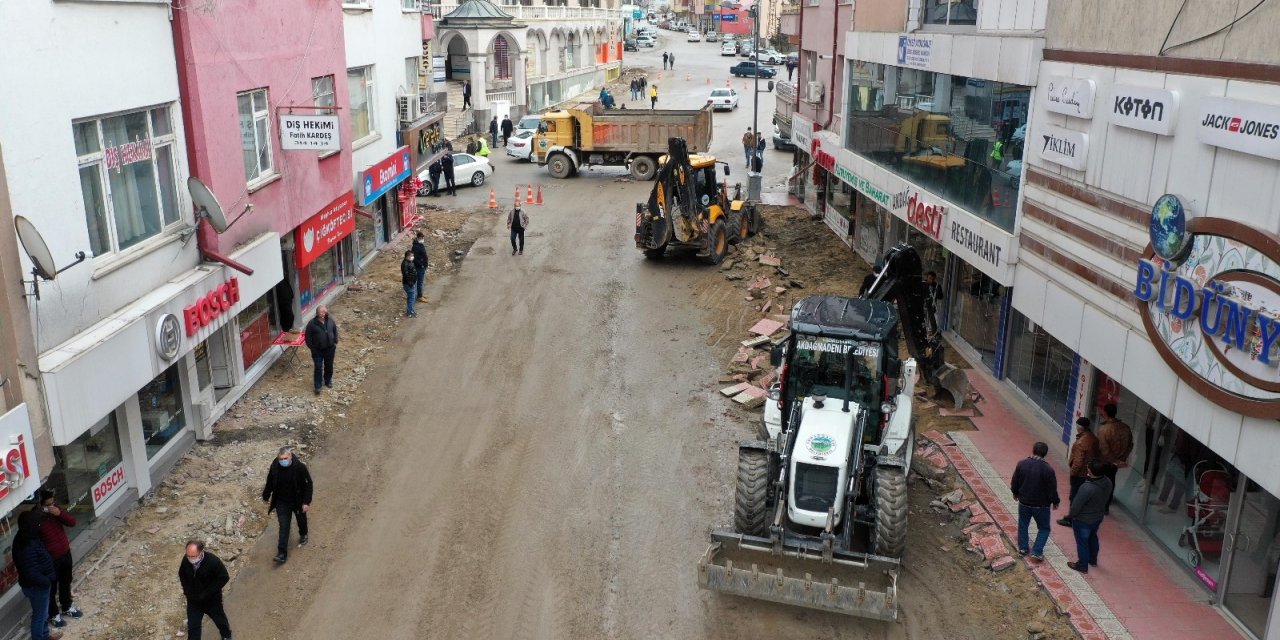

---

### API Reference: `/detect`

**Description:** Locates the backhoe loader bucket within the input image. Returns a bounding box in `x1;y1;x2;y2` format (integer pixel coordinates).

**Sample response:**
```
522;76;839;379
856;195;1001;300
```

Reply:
934;364;970;410
697;540;899;621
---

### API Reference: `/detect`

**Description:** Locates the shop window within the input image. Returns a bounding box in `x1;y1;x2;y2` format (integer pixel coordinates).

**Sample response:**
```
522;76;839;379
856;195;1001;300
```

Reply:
194;341;213;391
74;106;181;256
1005;309;1073;424
138;365;186;459
238;293;274;370
922;0;978;26
853;192;883;262
347;66;377;142
0;512;19;592
948;260;1003;368
844;62;1027;233
301;246;341;310
356;202;378;263
825;178;855;242
47;413;125;543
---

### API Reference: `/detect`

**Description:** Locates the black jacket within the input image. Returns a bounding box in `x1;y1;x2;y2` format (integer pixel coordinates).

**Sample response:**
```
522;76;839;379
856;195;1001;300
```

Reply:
1010;456;1060;508
178;552;229;603
412;239;428;269
262;459;314;510
401;259;417;287
13;536;55;589
489;120;499;136
1069;476;1113;525
500;119;513;136
304;315;338;352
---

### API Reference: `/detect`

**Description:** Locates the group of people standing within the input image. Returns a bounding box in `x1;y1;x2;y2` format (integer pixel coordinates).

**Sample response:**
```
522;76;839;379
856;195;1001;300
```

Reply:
741;127;767;172
401;231;431;317
11;490;81;640
661;51;675;69
627;76;657;108
489;115;514;148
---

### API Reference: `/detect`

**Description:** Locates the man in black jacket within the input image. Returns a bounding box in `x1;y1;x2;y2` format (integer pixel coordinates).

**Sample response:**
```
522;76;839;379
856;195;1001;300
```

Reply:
304;306;338;395
500;115;514;146
178;540;232;640
1067;459;1113;573
1010;441;1060;561
441;153;457;196
14;511;62;640
401;250;418;318
262;447;314;564
412;231;429;303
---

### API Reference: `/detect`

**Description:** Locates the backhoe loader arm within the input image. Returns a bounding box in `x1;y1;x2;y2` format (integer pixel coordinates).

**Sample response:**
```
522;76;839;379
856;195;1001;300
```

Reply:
861;244;948;386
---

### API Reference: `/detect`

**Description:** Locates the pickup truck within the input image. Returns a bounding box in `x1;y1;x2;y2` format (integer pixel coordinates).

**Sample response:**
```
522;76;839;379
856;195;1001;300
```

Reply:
729;61;777;78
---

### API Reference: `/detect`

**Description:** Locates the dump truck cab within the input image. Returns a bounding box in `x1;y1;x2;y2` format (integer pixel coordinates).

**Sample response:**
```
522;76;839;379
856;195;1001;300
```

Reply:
529;109;578;164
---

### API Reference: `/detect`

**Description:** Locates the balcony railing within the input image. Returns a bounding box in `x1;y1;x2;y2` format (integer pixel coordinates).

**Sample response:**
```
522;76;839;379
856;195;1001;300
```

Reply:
428;1;623;20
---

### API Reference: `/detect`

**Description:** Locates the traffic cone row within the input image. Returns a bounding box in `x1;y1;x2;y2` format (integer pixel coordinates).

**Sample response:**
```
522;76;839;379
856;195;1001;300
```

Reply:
526;184;535;204
488;187;497;209
536;184;544;205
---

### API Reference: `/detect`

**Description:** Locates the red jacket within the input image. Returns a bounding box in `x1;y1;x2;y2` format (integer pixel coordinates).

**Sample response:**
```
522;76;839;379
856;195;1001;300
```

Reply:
38;508;76;559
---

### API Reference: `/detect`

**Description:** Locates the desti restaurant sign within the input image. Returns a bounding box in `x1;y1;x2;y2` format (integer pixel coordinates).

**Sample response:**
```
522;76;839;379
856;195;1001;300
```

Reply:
296;192;355;268
1197;96;1280;161
280;114;340;151
1109;85;1178;136
893;190;946;241
1042;76;1095;119
1037;124;1089;171
0;404;38;511
1133;193;1280;417
359;146;412;206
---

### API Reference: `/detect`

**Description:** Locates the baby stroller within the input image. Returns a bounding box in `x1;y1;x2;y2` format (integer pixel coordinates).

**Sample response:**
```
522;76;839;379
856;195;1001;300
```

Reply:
1177;461;1230;567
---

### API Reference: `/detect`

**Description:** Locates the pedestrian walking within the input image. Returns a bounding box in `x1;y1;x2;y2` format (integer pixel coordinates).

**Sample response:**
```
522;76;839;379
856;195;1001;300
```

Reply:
507;202;529;255
630;77;639;100
741;128;754;168
441;152;457;196
304;306;338;395
261;446;314;564
662;51;669;69
178;539;232;640
649;84;658;109
401;250;418;318
489;117;499;148
36;489;81;629
1058;417;1101;527
786;58;796;81
1010;441;1060;561
462;80;472;110
669;52;675;68
924;271;943;332
1067;459;1113;574
500;115;514;146
412;231;429;303
639;75;647;91
1096;403;1133;514
753;133;767;171
14;511;61;640
428;159;443;197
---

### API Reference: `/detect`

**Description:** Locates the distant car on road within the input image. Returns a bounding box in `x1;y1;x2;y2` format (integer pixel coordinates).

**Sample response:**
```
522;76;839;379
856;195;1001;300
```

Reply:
687;29;701;42
636;35;656;47
772;127;796;151
729;61;776;78
505;130;536;161
624;40;638;52
720;42;736;56
705;32;720;42
707;88;739;111
752;49;786;64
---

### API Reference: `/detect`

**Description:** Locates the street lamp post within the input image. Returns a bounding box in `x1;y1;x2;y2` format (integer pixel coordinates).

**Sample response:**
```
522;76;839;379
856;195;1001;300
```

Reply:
748;2;762;199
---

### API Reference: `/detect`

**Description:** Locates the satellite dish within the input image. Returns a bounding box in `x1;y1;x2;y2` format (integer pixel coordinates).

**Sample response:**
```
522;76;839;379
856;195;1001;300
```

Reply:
187;176;229;233
14;216;58;280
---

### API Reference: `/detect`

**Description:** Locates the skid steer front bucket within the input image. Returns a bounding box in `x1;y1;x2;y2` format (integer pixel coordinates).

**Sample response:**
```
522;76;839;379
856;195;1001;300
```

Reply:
934;364;970;410
696;541;899;621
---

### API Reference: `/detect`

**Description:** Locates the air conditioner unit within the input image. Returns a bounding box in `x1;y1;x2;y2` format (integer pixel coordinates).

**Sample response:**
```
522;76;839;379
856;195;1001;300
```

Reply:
806;81;824;104
397;95;415;124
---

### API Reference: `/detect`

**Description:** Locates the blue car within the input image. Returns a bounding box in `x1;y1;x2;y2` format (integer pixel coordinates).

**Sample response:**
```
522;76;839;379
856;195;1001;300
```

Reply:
730;61;777;79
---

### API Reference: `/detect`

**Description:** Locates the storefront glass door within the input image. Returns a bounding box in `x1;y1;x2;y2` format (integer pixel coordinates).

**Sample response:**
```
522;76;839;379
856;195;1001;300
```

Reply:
1222;484;1280;638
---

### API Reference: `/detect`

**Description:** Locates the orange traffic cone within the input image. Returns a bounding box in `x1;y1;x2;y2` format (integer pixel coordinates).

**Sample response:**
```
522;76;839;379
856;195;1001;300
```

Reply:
535;184;544;205
725;78;731;88
706;77;711;85
514;186;520;205
686;73;691;81
743;81;748;91
488;188;497;209
526;184;535;204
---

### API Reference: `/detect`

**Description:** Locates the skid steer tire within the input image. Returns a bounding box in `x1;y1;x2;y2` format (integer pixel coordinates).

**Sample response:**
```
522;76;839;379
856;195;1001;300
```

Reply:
874;466;908;559
734;448;770;536
547;154;573;179
703;219;728;265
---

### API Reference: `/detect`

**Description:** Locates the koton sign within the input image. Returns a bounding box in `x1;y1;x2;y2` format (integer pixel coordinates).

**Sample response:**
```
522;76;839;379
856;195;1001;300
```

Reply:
183;277;241;337
1197;96;1280;161
1109;85;1178;136
92;462;128;510
359;146;412;206
1042;76;1095;119
280;114;340;151
296;192;356;268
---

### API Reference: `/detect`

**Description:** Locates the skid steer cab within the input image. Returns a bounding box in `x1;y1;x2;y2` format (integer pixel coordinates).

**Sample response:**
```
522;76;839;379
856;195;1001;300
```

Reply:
698;295;916;621
635;137;760;265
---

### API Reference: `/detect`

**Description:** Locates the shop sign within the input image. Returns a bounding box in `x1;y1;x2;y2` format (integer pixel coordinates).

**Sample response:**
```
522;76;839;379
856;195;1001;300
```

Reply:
1196;96;1280;161
358;146;412;206
0;404;38;511
1036;124;1089;171
91;462;127;510
896;35;932;69
1041;76;1095;119
823;207;851;246
792;115;813;149
279;115;340;151
1065;356;1095;444
892;190;945;241
296;192;356;268
1109;85;1178;136
1132;193;1280;417
182;277;242;337
103;137;152;171
946;215;1003;269
833;165;891;208
154;314;182;361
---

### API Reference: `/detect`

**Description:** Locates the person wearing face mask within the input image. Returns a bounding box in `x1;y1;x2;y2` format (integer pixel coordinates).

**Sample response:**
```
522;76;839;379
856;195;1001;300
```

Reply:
262;447;314;564
13;511;61;640
178;539;232;640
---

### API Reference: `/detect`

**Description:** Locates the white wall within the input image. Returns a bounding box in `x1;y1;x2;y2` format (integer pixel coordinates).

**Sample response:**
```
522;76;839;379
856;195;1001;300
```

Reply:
345;0;428;178
0;1;194;352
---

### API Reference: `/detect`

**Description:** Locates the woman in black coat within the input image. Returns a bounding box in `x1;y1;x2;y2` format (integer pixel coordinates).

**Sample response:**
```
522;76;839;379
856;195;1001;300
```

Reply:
13;510;60;640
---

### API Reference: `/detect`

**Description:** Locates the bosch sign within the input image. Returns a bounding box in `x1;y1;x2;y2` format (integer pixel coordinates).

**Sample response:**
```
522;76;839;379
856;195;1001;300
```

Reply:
92;463;127;510
183;278;241;337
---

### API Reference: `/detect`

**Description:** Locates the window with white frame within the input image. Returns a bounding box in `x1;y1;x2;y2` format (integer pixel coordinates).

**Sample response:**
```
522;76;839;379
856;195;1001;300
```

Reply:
74;105;181;256
237;88;274;185
404;57;421;96
402;0;419;9
312;75;336;109
348;66;377;141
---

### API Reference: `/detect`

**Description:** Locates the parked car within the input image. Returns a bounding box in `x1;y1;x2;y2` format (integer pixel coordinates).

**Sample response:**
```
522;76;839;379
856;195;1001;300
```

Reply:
506;130;536;161
720;42;737;56
752;49;786;64
636;35;656;47
772;126;796;151
729;60;776;78
687;29;701;42
705;32;720;42
624;40;638;52
514;114;543;137
415;153;494;194
707;88;739;111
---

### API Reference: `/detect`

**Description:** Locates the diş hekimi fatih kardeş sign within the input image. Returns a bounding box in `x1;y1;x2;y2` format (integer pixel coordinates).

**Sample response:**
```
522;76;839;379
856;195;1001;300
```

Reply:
896;35;932;69
280;114;340;151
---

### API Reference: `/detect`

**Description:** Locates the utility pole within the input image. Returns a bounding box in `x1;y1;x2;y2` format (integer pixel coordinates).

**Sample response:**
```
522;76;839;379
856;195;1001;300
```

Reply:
748;2;762;199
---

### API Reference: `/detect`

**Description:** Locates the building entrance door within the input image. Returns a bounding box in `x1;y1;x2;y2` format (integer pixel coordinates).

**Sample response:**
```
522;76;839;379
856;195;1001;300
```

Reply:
1221;484;1280;639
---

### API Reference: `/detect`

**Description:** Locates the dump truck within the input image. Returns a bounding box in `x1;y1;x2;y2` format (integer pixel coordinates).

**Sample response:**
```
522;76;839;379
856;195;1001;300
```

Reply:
697;244;970;621
530;103;713;180
634;137;760;264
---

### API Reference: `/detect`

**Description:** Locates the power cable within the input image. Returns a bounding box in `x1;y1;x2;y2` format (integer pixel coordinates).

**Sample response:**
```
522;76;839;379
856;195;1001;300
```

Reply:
1161;0;1271;55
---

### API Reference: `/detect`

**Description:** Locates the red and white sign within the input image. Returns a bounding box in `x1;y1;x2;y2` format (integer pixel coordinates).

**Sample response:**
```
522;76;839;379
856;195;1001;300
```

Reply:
0;404;38;512
183;277;241;337
903;191;946;240
359;145;412;206
103;138;152;171
296;192;356;268
91;462;128;510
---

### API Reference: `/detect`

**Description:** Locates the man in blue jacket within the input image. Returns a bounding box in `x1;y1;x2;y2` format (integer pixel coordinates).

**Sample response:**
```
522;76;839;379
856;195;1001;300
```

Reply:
1010;441;1060;561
